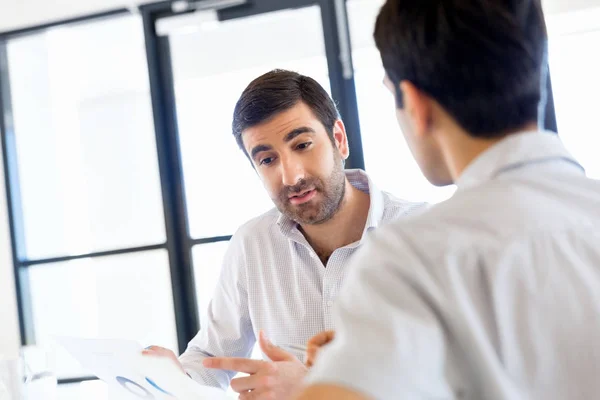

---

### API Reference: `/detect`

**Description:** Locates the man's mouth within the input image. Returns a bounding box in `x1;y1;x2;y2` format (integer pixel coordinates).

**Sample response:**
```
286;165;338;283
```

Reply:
288;189;317;205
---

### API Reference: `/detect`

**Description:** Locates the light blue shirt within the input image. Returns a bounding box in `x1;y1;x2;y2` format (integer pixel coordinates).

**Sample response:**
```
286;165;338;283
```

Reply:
179;169;426;389
308;131;600;400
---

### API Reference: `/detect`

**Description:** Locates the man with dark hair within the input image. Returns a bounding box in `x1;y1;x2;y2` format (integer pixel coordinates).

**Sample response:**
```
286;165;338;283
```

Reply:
297;0;600;399
144;69;424;399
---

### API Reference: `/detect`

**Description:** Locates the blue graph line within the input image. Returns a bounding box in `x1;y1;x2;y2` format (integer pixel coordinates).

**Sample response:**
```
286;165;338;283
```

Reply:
145;377;175;397
116;376;154;399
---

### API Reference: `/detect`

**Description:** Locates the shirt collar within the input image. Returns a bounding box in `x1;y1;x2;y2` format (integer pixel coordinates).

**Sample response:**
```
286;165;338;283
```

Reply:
276;169;385;242
456;130;584;191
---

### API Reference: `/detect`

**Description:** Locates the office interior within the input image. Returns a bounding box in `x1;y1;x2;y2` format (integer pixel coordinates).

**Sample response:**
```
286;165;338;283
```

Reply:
0;0;599;398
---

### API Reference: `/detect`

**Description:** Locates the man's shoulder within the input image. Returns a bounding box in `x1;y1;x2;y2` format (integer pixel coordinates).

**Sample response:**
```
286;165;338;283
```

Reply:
222;208;284;266
233;207;281;240
378;185;508;243
353;195;482;283
374;177;592;256
380;191;428;223
359;177;600;284
367;189;501;262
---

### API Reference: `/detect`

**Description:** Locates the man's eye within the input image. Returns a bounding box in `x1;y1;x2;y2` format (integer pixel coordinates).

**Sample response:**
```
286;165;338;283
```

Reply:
297;142;312;150
260;157;274;166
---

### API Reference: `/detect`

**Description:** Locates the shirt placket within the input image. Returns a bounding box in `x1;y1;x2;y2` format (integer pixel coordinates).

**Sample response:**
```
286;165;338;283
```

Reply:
322;251;345;331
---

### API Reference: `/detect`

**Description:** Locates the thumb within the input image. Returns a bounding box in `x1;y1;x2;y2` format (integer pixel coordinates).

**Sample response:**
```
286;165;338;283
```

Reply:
259;330;295;362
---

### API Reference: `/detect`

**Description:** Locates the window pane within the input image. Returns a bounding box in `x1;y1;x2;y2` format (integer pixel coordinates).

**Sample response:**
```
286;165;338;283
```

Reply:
548;8;600;179
348;0;455;203
7;15;165;259
168;6;330;238
28;250;178;379
192;242;230;327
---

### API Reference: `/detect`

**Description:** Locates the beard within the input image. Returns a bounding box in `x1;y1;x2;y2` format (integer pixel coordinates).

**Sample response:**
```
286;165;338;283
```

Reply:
275;152;346;225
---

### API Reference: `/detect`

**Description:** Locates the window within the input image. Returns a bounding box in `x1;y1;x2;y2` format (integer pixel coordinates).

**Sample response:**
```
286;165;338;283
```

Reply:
29;252;177;378
2;14;177;380
547;7;600;179
7;16;166;260
164;5;331;322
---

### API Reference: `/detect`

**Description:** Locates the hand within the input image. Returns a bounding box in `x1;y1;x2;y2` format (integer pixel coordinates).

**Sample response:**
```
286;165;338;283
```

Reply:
142;346;186;375
203;330;308;400
305;330;335;368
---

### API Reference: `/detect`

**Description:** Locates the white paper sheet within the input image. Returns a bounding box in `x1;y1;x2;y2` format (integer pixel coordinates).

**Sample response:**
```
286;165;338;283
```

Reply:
54;337;230;399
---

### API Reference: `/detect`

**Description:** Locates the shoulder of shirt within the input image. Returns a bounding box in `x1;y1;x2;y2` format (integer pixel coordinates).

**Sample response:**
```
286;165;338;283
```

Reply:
373;184;510;249
348;176;600;291
380;190;429;222
370;177;596;259
228;207;282;244
356;189;499;277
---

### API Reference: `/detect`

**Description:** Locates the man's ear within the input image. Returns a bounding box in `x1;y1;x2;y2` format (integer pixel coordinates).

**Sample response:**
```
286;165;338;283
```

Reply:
332;119;349;160
400;81;433;138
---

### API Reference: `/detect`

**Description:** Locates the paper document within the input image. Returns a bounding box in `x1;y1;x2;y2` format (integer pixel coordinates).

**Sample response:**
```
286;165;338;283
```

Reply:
55;337;230;399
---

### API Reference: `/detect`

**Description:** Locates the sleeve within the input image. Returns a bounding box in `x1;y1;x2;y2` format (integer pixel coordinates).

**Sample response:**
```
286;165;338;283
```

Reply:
178;233;255;390
305;227;453;399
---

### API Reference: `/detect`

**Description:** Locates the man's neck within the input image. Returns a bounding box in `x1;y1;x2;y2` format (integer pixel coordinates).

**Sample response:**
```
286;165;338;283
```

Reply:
299;178;371;265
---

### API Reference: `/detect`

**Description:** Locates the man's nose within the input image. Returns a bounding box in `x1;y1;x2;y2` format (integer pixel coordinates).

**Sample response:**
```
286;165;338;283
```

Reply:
281;157;306;188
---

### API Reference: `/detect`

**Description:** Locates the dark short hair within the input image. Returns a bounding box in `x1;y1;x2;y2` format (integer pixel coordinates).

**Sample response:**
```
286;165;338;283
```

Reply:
374;0;548;137
232;69;340;156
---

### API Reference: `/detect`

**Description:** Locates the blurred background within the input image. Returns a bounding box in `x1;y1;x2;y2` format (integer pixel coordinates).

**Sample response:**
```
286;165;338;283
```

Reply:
0;0;599;397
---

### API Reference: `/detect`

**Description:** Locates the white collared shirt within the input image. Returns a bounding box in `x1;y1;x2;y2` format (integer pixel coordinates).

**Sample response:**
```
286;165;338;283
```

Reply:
179;170;425;389
308;132;600;400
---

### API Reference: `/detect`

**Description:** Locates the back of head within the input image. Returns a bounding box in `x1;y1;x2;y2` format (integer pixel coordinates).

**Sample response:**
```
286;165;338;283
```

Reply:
374;0;548;137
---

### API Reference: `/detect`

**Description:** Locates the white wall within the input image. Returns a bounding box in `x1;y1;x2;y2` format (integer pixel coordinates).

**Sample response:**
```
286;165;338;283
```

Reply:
1;0;600;33
0;145;20;360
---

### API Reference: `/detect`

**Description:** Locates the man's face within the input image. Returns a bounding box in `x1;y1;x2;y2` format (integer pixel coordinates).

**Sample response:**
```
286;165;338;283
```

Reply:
242;102;348;225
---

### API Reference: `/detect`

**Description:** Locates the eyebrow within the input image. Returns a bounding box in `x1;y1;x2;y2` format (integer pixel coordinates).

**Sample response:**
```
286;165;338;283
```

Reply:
250;127;316;161
250;144;273;161
284;127;316;142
